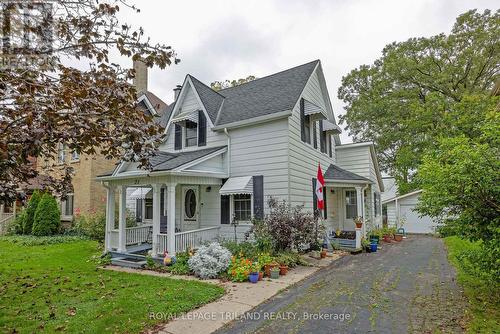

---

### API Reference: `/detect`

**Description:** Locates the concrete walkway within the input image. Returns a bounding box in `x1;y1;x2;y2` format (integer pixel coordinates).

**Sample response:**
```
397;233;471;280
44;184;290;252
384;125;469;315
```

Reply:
103;252;344;334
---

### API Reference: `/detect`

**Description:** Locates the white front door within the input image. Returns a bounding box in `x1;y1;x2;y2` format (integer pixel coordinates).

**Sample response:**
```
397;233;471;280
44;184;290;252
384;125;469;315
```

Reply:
182;186;199;231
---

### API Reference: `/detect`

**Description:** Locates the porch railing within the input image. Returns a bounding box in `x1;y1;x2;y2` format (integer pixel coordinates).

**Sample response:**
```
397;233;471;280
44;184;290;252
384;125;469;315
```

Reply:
126;224;152;246
175;226;221;253
156;226;221;255
0;213;14;235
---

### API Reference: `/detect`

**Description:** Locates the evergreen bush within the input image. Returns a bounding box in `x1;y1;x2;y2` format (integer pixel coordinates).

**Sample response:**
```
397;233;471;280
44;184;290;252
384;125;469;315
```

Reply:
32;194;60;236
23;190;41;234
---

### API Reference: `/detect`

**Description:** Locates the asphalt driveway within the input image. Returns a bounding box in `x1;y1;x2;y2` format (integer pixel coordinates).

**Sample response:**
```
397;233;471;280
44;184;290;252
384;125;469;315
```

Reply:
216;235;467;334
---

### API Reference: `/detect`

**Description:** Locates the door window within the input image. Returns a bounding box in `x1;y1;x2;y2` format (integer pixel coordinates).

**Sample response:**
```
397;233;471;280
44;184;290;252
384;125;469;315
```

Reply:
184;189;196;219
345;190;357;219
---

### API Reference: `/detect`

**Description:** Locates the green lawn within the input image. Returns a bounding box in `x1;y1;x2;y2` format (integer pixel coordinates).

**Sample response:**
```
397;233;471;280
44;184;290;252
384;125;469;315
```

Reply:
0;239;225;333
444;236;500;333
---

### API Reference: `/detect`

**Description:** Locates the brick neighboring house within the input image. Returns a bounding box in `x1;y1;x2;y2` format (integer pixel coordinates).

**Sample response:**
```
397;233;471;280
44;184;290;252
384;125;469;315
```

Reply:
33;61;168;221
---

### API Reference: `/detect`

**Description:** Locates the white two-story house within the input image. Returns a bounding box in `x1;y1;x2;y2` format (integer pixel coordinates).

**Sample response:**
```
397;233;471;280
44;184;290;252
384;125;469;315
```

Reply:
97;60;384;258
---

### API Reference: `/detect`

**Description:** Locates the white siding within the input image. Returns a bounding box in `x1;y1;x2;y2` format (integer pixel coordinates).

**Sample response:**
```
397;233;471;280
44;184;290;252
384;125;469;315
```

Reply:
336;146;371;180
229;118;290;212
185;153;226;173
386;202;397;226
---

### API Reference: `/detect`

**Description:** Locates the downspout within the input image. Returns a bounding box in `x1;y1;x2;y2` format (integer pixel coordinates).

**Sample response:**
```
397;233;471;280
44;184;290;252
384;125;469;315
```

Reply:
362;184;369;236
224;128;231;176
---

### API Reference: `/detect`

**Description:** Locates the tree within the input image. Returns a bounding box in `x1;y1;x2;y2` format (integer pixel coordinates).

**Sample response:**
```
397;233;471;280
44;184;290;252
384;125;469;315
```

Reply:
32;193;60;236
210;75;257;91
338;9;499;192
0;1;179;203
23;190;42;234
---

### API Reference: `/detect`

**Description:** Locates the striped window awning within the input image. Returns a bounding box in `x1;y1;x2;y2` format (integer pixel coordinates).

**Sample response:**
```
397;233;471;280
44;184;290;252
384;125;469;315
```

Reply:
129;188;152;200
219;176;253;195
304;100;326;118
322;120;342;134
171;110;198;123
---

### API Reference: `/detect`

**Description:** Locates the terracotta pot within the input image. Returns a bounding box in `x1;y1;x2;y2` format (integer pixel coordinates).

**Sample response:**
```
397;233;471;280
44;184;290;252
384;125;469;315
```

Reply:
258;271;263;281
383;235;391;243
355;222;363;229
394;234;403;242
320;250;327;259
279;265;288;275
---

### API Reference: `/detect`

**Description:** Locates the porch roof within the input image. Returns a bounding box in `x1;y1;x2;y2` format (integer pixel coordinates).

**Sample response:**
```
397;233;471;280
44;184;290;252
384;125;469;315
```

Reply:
323;164;371;183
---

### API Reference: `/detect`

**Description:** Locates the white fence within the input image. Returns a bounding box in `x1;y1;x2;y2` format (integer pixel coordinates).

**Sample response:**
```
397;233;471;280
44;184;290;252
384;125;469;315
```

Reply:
126;224;152;245
156;226;221;254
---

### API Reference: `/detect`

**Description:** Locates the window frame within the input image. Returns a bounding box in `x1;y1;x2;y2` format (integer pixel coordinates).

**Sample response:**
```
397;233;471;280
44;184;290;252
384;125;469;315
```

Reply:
232;194;253;223
71;149;80;162
345;189;358;220
57;143;66;164
304;115;311;144
144;198;153;220
184;120;198;148
61;193;74;220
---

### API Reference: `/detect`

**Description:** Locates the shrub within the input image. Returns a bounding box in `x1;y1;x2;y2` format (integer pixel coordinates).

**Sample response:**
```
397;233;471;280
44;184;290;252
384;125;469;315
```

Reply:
274;251;308;268
456;244;500;284
221;240;257;259
23;190;41;234
71;211;106;241
228;256;253;282
1;235;88;246
167;251;191;275
32;193;60;236
188;242;231;279
7;210;26;235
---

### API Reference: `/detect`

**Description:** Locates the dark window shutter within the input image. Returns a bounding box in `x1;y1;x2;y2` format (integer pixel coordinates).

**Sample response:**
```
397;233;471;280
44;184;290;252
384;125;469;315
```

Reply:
313;121;317;149
319;121;326;153
160;188;165;216
300;98;306;142
221;195;230;224
198;110;207;146
312;178;318;217
174;123;182;150
253;175;264;220
323;186;327;219
136;199;143;222
328;134;333;158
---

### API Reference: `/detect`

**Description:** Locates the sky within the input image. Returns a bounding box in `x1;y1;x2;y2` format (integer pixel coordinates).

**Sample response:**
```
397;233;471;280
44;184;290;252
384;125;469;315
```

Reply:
115;0;497;143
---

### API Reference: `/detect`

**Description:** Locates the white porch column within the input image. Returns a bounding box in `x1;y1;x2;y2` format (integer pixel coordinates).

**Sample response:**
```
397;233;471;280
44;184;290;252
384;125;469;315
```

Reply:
105;184;115;251
167;183;177;255
369;187;375;228
355;186;363;220
118;185;127;253
152;184;161;256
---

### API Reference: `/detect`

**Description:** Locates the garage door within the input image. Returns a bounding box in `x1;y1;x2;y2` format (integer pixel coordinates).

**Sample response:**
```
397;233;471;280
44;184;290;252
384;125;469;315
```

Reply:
400;204;436;234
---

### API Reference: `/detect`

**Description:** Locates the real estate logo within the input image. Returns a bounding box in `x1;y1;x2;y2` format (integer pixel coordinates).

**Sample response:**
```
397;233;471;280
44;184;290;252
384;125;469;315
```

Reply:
0;0;54;68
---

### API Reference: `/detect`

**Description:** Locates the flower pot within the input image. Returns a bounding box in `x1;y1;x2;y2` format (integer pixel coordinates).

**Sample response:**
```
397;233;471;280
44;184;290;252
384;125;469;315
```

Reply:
249;272;259;283
258;272;263;281
320;250;327;259
365;245;372;253
370;242;378;252
394;234;403;242
279;265;288;275
355;222;363;229
369;235;380;245
383;235;391;243
270;269;280;279
265;263;278;277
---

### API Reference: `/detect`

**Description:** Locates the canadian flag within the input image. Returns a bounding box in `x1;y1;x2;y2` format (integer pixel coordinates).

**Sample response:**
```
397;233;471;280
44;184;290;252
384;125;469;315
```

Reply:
316;163;325;210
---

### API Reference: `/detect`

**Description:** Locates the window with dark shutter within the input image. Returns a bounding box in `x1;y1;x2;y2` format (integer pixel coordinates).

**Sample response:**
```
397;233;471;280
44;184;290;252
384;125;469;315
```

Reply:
253;175;264;220
198;110;207;146
174;123;182;150
313;121;317;149
221;195;230;224
328;134;333;158
319;121;326;153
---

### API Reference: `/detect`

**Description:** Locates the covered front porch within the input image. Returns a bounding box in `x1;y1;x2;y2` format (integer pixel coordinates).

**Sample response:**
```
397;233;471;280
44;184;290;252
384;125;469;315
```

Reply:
103;175;225;257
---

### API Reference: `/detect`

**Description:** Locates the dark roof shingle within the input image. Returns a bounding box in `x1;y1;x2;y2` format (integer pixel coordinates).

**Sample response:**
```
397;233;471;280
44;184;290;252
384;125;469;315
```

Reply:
324;164;371;182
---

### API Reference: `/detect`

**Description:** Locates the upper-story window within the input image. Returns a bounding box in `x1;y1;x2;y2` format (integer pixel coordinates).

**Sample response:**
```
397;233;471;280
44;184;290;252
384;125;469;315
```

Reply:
71;150;80;161
57;143;66;164
185;120;198;147
174;110;207;150
304;115;311;144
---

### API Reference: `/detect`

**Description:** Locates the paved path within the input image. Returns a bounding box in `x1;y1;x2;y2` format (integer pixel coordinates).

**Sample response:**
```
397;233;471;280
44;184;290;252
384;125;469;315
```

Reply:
216;236;467;334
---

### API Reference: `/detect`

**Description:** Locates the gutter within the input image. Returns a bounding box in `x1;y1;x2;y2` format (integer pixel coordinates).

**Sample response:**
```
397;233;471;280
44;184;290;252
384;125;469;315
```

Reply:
224;128;231;175
213;110;292;131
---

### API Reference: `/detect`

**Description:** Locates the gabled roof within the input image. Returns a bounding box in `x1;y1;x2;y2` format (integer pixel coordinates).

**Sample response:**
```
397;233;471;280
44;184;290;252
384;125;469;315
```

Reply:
188;75;225;124
382;189;422;204
215;60;319;125
146;146;226;172
324;164;371;183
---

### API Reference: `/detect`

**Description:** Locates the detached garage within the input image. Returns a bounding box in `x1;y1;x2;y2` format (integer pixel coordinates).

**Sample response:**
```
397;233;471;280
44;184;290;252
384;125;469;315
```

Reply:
383;190;439;234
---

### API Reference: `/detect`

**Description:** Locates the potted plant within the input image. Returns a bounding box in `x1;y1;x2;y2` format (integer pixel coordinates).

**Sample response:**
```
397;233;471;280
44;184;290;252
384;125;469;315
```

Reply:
248;262;260;283
265;261;279;277
279;263;289;275
361;238;371;253
370;241;378;252
394;234;403;242
270;267;280;279
320;248;327;258
258;253;273;277
354;216;363;229
258;271;263;281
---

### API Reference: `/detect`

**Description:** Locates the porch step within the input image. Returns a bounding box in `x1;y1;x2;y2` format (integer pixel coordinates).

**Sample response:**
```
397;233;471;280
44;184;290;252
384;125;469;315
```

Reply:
111;257;147;269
